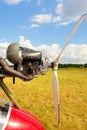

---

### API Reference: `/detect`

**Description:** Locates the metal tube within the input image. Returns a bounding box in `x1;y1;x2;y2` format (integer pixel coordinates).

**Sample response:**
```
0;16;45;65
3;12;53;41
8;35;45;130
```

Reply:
0;78;20;109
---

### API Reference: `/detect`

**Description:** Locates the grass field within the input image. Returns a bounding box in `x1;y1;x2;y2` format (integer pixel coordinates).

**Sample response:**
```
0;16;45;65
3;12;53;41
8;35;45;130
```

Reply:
0;68;87;130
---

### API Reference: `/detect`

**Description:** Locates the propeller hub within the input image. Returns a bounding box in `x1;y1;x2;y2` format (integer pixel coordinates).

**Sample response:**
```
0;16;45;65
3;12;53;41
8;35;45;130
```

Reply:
52;62;58;71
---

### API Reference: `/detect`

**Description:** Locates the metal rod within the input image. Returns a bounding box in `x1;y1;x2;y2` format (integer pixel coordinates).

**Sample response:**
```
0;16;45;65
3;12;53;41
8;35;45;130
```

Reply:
0;78;20;109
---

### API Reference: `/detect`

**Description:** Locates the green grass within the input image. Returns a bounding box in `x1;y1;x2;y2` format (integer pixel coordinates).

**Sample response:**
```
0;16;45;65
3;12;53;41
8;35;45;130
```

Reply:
0;68;87;130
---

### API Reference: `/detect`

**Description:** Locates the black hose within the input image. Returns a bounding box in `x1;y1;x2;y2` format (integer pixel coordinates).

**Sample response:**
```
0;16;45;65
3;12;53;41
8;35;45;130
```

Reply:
0;57;33;81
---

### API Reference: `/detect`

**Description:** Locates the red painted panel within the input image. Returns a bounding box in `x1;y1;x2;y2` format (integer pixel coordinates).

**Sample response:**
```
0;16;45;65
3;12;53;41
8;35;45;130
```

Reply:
5;106;45;130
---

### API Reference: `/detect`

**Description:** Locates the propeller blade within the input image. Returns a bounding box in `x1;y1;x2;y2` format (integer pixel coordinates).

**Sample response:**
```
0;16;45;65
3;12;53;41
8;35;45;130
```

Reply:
55;13;87;63
52;14;87;124
52;64;59;124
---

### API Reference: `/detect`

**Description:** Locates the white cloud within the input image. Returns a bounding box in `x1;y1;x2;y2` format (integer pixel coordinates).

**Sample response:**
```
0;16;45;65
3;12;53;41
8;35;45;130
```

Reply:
64;0;87;18
58;20;72;26
61;44;87;63
0;36;87;64
31;14;53;24
55;0;87;26
36;43;60;61
37;43;87;64
3;0;22;4
19;36;35;49
56;3;63;16
31;14;61;24
56;0;87;20
3;0;29;5
0;42;10;58
52;16;61;23
20;24;39;30
29;24;39;29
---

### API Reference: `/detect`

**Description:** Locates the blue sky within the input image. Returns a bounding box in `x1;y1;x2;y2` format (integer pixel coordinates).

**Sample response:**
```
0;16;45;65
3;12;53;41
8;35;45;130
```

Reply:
0;0;87;63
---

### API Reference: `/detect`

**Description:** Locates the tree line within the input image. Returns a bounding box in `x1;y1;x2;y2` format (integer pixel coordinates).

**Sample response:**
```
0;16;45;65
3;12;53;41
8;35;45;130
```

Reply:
58;63;87;68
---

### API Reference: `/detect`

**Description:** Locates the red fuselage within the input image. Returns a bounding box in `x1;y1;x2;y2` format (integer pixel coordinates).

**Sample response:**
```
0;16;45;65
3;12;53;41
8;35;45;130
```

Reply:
0;97;45;130
5;105;45;130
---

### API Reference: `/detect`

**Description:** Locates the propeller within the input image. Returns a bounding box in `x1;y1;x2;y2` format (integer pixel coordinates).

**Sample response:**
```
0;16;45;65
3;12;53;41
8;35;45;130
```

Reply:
52;14;87;124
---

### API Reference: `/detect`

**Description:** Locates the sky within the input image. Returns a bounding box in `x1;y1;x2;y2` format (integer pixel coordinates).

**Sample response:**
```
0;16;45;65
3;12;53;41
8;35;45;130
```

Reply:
0;0;87;64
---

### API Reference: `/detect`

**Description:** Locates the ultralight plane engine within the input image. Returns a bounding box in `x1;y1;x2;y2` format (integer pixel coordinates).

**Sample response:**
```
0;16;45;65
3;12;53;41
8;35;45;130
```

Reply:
6;43;42;77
